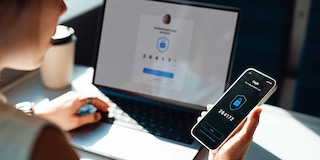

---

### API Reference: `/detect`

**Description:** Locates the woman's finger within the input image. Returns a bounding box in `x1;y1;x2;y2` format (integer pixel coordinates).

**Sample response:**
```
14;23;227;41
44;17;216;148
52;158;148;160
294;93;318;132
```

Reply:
207;104;214;110
77;112;101;126
78;96;109;112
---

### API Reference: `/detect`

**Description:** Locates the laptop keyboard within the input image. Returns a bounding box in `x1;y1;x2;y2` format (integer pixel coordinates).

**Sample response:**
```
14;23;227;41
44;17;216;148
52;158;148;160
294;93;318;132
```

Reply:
103;94;199;144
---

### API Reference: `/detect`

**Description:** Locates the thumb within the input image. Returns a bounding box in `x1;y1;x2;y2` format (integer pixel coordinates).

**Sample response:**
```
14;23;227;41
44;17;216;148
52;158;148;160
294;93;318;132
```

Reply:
241;107;262;139
78;112;101;126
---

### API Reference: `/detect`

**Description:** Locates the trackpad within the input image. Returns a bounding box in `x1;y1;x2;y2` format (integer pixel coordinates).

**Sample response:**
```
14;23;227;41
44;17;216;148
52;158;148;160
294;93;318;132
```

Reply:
70;123;198;160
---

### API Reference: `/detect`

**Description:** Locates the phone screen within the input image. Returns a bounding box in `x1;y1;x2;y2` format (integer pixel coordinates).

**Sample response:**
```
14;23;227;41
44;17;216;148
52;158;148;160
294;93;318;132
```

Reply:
191;68;276;149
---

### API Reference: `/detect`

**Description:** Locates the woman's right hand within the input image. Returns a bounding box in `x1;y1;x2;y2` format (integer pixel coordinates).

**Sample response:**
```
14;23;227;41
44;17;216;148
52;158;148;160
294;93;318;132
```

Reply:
34;91;109;131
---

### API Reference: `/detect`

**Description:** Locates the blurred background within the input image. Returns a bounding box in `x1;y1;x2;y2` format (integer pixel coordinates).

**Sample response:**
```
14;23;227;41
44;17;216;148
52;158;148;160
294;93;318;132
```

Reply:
1;0;319;117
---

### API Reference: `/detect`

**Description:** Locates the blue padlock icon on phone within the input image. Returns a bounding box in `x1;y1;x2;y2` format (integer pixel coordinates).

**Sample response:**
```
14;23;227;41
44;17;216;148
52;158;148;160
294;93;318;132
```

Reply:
230;95;247;111
233;98;242;107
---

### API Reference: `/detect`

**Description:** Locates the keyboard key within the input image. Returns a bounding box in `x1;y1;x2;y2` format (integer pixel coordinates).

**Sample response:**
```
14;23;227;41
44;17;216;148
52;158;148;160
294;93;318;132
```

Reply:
104;94;198;144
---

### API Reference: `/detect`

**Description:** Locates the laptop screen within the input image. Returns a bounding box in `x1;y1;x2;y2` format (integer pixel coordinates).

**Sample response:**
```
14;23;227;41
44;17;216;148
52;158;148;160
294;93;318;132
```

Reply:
93;0;239;109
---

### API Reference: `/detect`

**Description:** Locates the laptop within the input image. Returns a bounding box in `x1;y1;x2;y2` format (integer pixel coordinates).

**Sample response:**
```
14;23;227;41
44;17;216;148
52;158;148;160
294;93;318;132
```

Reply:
70;0;239;159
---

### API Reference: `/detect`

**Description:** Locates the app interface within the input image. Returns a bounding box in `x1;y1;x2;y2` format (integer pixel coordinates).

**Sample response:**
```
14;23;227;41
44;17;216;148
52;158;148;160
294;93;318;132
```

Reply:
132;14;194;91
94;0;239;107
193;70;275;149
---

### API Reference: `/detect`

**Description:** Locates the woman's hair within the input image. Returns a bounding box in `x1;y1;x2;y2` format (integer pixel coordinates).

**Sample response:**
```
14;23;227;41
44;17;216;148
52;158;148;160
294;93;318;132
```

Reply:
0;0;28;5
0;0;29;13
0;0;43;50
0;0;32;29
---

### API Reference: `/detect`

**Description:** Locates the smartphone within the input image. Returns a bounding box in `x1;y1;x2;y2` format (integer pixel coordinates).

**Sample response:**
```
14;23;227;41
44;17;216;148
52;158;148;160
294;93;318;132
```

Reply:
191;68;277;150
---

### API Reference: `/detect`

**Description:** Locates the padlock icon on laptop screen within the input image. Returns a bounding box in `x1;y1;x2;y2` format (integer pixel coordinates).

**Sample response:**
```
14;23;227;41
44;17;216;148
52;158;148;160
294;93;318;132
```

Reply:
160;40;166;48
157;37;169;53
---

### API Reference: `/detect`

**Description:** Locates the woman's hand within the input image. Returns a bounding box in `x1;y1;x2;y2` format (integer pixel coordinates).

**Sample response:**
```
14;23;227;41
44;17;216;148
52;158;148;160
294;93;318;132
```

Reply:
199;104;262;160
34;91;109;131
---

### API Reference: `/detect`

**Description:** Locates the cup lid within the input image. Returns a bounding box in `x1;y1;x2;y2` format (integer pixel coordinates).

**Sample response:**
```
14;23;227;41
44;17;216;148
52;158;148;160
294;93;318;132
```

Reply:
52;25;76;45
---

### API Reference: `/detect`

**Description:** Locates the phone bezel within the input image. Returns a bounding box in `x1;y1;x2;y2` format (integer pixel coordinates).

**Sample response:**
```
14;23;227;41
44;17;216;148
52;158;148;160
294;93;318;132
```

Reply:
191;68;277;150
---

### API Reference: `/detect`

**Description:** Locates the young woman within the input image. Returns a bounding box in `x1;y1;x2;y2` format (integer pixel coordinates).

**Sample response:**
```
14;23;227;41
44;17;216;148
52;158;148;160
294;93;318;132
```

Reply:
0;0;262;159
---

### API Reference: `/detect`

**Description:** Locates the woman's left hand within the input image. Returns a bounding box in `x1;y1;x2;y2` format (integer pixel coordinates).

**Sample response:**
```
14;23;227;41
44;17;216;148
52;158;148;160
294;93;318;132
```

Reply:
198;104;262;160
34;91;109;131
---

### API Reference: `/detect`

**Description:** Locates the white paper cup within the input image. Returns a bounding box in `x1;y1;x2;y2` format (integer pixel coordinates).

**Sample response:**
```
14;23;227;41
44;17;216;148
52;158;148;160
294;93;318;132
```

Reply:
40;25;77;89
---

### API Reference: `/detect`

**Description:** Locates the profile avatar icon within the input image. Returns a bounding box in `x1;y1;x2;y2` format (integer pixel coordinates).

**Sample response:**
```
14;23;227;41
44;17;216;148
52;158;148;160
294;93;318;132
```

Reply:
163;14;171;24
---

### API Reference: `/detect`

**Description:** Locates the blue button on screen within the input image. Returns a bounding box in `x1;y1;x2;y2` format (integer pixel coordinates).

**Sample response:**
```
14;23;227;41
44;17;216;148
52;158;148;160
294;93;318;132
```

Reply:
143;68;174;79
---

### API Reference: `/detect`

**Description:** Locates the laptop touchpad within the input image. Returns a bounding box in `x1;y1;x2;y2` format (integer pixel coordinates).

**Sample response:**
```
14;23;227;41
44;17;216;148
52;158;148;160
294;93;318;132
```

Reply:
70;123;199;160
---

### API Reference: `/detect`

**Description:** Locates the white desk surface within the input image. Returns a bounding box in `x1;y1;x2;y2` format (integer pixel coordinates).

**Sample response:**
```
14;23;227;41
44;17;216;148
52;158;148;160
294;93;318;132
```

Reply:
2;65;320;160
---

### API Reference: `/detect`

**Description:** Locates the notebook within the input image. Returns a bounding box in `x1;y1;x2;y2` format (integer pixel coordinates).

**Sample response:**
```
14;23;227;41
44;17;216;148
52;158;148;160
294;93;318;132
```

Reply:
70;0;239;159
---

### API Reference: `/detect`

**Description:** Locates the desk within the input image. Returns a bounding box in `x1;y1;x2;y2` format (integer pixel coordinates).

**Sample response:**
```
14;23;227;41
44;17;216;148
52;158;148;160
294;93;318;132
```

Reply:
2;65;320;160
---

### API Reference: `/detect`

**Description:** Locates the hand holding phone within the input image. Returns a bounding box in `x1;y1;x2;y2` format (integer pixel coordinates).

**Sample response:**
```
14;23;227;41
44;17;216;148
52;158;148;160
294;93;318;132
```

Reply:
191;68;277;150
206;105;262;160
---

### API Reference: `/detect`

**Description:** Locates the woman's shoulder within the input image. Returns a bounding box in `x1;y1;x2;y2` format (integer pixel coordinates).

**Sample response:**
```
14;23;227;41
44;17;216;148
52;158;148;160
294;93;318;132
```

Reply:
0;100;52;128
0;101;56;159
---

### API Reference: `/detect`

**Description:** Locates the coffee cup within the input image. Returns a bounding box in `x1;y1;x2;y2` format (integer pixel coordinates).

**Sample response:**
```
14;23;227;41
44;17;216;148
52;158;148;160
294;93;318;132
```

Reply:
40;25;77;89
